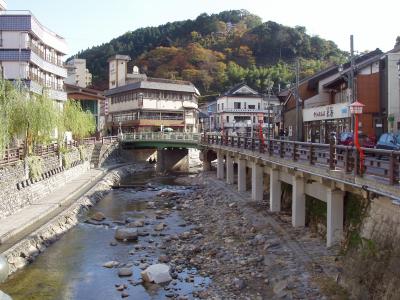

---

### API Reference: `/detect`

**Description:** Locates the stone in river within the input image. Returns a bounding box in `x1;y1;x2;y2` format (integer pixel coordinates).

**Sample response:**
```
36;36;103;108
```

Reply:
103;261;119;268
91;211;106;221
118;268;133;277
115;228;138;241
121;292;129;298
154;223;166;231
141;264;172;284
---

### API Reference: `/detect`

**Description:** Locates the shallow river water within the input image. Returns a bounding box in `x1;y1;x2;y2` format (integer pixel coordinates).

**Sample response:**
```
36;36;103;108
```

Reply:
0;170;210;300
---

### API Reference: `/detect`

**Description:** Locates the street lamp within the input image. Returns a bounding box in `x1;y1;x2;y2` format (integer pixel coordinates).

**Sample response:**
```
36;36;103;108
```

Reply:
349;101;365;173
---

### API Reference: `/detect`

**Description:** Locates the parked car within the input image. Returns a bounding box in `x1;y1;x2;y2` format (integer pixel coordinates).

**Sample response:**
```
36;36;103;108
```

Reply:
338;132;376;148
375;133;400;150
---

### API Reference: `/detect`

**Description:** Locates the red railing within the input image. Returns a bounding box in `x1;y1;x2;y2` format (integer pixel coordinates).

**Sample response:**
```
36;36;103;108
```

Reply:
203;134;400;186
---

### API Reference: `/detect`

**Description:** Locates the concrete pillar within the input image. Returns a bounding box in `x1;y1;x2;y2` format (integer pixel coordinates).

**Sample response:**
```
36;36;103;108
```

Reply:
226;155;234;184
327;188;344;247
270;169;281;212
217;152;224;179
203;159;211;171
156;148;189;172
251;162;263;201
292;176;305;227
237;159;247;192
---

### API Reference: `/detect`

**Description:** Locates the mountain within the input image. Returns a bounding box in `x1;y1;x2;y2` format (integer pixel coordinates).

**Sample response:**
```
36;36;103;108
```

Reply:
73;10;347;96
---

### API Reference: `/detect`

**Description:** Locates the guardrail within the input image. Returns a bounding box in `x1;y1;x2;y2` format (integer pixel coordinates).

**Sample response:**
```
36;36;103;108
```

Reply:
203;134;400;186
122;132;200;142
0;136;119;167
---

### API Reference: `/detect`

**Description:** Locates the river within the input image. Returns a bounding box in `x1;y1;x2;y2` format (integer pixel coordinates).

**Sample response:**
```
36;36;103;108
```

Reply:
0;170;210;300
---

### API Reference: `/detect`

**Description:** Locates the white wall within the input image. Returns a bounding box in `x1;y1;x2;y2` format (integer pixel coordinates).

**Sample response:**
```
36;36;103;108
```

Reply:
2;61;28;79
31;16;68;54
0;31;29;49
217;96;263;112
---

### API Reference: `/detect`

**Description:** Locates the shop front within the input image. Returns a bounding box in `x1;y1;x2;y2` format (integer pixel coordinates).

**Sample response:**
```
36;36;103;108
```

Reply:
303;103;351;143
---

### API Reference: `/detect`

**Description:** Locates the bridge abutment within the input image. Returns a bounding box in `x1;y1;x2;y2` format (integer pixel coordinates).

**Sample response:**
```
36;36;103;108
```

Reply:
156;148;189;172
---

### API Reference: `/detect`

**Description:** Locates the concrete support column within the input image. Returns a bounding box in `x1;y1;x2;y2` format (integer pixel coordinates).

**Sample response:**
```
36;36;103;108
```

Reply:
270;169;281;212
217;152;224;179
327;188;344;247
251;162;263;201
203;158;211;171
237;159;247;192
292;176;305;227
226;155;234;184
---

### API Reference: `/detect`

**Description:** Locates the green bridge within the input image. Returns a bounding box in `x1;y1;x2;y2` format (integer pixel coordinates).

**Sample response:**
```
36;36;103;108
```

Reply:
120;132;201;149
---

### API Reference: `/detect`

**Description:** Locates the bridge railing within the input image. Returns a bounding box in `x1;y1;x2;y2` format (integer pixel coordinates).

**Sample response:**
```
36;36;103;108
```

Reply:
122;132;201;142
202;134;400;186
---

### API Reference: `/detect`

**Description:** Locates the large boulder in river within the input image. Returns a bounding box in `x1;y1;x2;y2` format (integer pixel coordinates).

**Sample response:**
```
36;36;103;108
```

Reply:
141;264;172;284
0;290;12;300
115;228;138;241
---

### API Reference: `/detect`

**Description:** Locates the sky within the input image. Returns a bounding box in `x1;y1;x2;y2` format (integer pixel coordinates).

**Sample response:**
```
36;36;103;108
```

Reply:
7;0;400;57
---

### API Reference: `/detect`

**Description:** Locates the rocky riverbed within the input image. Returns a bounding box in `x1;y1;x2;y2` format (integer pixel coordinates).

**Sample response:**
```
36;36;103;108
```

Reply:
1;167;347;299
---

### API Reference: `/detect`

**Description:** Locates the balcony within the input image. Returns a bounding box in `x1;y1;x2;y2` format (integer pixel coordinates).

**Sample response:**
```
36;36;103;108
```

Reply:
30;51;67;78
29;41;64;67
26;75;67;101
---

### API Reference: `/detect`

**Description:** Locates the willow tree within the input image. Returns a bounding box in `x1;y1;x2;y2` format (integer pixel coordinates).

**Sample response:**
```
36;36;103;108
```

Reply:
61;99;96;140
0;80;27;155
9;91;60;155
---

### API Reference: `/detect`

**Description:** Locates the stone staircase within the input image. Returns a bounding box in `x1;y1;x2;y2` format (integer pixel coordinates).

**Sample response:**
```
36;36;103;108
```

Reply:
90;143;102;168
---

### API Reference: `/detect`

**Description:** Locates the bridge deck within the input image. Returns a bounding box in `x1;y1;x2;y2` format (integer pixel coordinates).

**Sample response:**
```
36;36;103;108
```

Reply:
202;135;400;200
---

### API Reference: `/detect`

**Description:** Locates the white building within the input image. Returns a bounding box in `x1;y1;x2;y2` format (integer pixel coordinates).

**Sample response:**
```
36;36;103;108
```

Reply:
215;83;279;135
0;9;68;102
65;58;92;88
105;55;199;134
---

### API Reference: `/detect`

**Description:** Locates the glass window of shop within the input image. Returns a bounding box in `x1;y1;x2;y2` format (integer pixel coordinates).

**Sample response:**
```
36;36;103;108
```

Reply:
304;118;350;143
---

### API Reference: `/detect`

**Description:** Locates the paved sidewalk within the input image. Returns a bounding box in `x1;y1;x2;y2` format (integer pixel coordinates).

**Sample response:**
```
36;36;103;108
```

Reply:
0;167;108;252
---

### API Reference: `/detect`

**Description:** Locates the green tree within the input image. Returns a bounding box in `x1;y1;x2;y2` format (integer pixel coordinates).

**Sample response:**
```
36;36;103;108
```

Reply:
61;100;96;140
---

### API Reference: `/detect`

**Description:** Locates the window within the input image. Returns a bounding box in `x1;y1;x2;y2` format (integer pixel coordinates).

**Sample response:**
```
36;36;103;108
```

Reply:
234;102;241;109
253;116;256;123
226;116;230;123
258;103;260;110
248;105;255;109
244;102;247;109
221;103;224;110
218;104;220;111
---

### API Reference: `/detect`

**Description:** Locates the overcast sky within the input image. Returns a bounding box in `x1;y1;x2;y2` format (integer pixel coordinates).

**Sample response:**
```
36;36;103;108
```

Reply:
8;0;400;57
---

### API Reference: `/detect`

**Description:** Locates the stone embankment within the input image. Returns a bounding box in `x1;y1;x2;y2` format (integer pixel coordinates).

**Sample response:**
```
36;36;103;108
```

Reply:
3;165;146;275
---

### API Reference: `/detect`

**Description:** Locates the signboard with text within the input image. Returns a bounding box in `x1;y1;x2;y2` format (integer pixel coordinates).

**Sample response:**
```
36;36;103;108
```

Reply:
302;103;350;122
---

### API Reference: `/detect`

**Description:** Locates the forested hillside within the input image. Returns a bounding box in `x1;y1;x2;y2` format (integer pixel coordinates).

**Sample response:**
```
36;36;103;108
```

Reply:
74;10;347;96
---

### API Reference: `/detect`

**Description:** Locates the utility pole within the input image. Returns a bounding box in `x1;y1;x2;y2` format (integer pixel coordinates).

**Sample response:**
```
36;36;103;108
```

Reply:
349;35;355;132
295;58;300;141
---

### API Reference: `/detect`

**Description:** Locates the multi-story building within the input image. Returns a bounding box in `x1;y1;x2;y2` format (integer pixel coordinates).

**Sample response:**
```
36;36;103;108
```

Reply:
65;58;92;88
380;45;400;133
0;0;7;11
215;83;279;135
279;49;384;143
0;9;68;103
105;55;199;134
